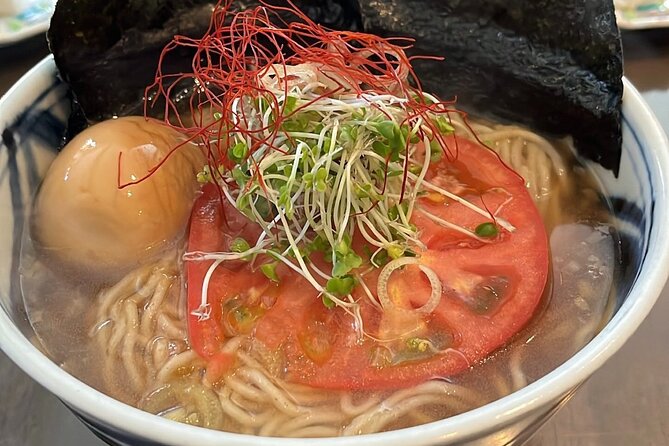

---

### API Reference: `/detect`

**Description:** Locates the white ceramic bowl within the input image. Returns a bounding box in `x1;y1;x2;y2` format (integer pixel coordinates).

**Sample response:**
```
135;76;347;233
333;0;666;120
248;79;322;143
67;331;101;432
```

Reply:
1;57;668;446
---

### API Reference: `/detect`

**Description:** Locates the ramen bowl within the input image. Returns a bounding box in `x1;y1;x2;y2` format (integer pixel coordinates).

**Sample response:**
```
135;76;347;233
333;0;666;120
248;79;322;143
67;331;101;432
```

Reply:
1;57;668;446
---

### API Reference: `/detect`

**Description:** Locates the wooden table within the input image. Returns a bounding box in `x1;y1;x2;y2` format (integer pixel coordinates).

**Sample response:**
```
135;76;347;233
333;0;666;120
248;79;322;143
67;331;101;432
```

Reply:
1;28;668;446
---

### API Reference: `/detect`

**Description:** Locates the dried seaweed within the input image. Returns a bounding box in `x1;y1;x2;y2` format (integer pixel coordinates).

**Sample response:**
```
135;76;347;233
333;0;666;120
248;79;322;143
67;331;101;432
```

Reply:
48;0;360;127
358;0;623;173
48;0;622;172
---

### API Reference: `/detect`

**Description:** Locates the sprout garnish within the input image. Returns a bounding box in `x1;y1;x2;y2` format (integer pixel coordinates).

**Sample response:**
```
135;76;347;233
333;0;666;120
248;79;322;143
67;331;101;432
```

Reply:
187;64;513;336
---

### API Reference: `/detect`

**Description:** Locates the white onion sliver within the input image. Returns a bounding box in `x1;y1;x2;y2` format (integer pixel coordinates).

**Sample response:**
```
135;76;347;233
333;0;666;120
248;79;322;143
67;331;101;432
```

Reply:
377;257;442;314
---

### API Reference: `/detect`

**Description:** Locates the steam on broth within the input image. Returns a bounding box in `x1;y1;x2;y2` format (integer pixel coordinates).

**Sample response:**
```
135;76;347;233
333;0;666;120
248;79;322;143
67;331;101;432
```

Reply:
20;1;618;438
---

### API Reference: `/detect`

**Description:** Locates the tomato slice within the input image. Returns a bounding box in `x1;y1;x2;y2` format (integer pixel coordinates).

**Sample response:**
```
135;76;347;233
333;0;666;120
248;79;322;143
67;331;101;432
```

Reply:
185;187;268;358
186;138;549;390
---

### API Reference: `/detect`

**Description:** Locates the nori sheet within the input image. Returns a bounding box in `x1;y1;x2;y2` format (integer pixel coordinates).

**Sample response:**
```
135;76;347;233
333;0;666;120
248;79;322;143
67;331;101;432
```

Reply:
48;0;215;123
358;0;623;173
48;0;360;128
48;0;623;172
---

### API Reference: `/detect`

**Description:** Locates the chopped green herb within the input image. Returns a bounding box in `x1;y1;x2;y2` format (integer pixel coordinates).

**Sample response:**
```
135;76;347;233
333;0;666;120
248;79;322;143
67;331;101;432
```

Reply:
406;337;431;353
475;222;499;237
430;143;443;163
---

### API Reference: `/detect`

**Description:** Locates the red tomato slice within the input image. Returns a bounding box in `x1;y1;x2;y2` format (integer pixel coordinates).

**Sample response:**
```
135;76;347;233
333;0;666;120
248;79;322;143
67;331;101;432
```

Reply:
186;187;268;358
186;138;549;390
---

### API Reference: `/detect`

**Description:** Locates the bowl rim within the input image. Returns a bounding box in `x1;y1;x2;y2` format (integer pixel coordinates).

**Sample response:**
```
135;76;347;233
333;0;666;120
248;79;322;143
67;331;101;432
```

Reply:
1;56;669;446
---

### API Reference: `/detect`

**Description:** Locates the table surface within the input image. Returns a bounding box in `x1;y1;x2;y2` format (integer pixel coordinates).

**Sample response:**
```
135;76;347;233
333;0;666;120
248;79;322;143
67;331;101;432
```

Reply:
1;27;668;446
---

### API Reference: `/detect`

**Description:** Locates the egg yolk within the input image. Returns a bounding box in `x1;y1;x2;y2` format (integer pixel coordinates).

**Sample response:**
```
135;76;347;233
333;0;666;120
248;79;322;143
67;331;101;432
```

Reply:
33;116;205;274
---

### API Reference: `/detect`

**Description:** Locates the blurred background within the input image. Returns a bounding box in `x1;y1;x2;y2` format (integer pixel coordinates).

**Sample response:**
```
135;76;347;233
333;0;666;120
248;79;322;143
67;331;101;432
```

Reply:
1;4;668;446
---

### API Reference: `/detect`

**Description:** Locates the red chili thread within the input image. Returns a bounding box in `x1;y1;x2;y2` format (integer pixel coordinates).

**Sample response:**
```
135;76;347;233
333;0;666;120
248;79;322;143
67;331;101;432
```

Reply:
133;0;488;204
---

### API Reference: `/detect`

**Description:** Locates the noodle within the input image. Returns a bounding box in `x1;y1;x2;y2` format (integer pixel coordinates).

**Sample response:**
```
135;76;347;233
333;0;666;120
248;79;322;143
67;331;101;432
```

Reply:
451;116;570;221
90;259;188;402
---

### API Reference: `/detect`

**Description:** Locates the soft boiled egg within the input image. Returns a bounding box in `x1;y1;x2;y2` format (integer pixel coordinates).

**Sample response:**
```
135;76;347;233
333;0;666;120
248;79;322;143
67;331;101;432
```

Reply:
32;116;205;274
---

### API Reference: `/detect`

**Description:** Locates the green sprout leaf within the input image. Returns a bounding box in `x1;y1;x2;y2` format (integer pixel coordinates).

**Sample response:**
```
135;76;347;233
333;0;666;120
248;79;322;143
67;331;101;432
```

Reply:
332;252;363;278
197;165;212;184
228;142;249;164
434;116;455;135
371;249;389;268
326;275;356;296
372;140;392;158
355;183;382;200
284;95;298;115
260;262;280;282
340;124;358;145
375;120;397;140
322;295;336;309
386;243;405;260
309;235;329;253
231;166;249;187
335;234;352;256
230;237;251;253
